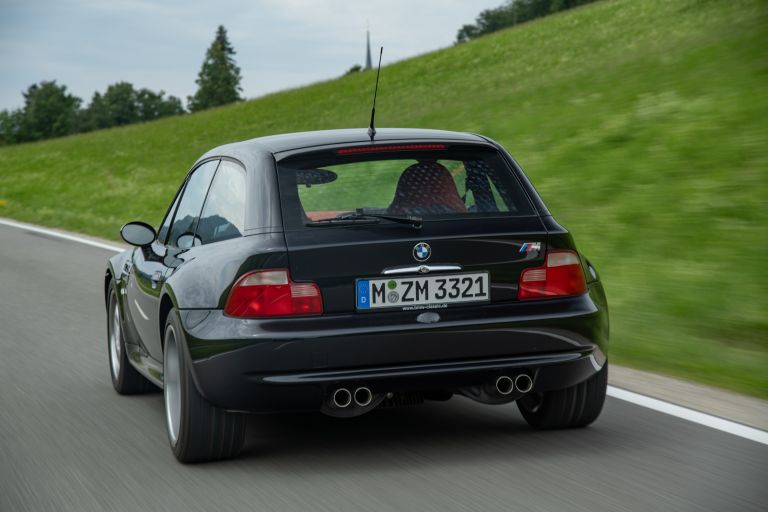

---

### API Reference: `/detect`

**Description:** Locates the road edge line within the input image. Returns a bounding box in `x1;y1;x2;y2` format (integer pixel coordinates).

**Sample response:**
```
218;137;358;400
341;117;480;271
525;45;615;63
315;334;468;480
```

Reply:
0;218;125;252
607;386;768;445
2;217;767;445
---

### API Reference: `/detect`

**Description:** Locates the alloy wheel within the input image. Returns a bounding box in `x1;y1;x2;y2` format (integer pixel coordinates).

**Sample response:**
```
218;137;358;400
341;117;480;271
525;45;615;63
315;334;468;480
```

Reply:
164;325;182;446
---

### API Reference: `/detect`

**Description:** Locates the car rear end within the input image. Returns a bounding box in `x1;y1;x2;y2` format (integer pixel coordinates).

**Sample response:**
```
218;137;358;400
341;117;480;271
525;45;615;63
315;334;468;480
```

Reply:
184;137;608;415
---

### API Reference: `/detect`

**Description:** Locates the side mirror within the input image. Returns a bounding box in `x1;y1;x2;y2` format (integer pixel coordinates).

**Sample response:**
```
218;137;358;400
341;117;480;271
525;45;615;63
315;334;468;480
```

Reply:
120;222;156;247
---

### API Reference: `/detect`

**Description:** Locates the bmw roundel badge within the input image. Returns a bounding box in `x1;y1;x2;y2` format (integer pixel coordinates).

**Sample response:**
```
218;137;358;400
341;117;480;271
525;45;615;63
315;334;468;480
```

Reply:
413;242;431;262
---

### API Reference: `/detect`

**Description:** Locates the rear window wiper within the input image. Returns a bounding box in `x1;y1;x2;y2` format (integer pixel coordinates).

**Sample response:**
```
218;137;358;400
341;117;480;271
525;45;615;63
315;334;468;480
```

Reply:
305;217;381;227
306;209;423;229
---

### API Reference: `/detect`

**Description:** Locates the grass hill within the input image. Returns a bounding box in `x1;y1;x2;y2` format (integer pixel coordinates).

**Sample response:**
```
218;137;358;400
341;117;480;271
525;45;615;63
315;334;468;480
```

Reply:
1;0;766;397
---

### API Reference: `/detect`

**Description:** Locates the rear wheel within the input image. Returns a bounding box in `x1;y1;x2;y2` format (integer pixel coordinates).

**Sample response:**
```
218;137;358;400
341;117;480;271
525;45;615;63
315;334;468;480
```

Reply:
163;310;246;463
518;363;608;429
107;281;151;394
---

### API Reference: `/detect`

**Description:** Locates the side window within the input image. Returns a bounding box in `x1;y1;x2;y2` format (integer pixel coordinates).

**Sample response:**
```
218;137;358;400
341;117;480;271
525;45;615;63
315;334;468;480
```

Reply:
197;161;246;244
156;190;182;245
167;160;219;247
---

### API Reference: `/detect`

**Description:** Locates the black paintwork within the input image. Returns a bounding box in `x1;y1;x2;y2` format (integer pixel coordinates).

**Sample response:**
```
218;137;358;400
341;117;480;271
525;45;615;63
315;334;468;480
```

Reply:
105;128;609;412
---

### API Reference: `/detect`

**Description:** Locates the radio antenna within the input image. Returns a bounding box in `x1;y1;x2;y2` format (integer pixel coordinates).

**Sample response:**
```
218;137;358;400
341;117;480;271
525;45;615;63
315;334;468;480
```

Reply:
367;46;383;141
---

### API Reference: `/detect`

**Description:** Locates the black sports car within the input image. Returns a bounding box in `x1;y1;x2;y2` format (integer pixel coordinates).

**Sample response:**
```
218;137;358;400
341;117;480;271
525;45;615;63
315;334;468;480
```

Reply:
106;128;609;463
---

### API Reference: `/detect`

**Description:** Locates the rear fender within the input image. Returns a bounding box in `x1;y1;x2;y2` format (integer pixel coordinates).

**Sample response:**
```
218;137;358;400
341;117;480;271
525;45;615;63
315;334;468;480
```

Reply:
539;215;600;285
162;233;290;310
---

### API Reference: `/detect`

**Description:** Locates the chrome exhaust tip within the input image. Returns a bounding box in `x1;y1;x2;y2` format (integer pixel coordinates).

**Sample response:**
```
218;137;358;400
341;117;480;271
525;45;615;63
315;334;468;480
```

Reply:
354;386;373;407
515;374;533;394
495;375;514;396
332;388;352;408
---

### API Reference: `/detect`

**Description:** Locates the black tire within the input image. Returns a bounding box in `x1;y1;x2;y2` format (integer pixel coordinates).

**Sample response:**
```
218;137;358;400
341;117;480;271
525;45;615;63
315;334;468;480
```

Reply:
107;281;151;394
163;309;246;463
518;363;608;429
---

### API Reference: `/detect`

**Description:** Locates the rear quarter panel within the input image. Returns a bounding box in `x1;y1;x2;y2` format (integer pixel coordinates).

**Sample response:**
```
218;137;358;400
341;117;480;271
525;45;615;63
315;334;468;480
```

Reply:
162;233;289;309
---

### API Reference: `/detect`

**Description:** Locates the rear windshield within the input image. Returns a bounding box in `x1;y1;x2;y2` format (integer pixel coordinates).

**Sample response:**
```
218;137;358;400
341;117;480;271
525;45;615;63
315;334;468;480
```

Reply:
276;146;535;228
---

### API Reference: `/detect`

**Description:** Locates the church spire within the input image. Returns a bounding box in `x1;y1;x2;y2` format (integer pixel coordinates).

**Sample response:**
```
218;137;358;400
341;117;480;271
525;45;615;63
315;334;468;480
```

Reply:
365;24;372;70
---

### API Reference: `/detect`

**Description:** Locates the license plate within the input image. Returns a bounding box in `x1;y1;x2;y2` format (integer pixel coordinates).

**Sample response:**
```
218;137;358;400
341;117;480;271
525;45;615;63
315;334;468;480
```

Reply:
356;272;490;310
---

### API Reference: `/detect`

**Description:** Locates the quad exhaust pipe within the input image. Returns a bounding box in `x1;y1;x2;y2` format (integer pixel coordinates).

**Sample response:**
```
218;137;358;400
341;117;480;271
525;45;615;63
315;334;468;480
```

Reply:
332;387;352;408
492;373;533;396
514;374;533;393
458;371;535;405
353;386;373;407
330;375;532;412
330;386;374;409
495;376;515;396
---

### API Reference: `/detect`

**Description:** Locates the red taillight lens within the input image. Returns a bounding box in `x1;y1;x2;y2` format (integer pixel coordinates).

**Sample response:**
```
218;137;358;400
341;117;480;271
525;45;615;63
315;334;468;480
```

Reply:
224;269;323;318
518;250;587;300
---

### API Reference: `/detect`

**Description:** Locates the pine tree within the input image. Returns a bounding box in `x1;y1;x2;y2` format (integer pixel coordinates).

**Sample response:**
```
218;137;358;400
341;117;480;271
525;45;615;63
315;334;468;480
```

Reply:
188;26;243;112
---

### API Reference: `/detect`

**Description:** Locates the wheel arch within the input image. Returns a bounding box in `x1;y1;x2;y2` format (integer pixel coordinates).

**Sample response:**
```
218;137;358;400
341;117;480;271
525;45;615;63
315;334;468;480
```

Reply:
105;249;132;311
158;292;176;352
104;269;114;310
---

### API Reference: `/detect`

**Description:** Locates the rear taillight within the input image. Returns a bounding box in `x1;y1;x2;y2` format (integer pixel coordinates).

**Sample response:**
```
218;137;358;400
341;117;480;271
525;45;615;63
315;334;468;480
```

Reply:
224;269;323;318
518;250;587;300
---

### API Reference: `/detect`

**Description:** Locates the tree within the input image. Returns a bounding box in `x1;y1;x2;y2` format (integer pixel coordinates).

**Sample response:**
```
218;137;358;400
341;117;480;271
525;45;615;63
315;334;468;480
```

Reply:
18;81;81;141
136;88;184;121
80;92;108;132
102;81;139;126
475;3;518;34
81;84;185;132
344;64;362;75
456;24;480;43
188;25;243;112
80;82;137;130
455;0;597;43
2;79;185;144
0;109;23;145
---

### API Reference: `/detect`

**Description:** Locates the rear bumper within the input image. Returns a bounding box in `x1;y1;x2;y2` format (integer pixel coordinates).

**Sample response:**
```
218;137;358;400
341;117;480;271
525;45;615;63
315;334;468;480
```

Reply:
179;285;609;412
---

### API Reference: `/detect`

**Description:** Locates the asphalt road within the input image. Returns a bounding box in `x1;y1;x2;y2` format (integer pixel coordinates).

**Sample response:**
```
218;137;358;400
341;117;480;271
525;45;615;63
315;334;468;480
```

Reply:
1;223;766;512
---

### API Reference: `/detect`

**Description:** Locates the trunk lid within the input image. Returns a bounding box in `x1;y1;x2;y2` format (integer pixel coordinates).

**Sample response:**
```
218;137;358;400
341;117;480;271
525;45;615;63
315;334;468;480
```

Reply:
283;218;547;313
275;143;546;313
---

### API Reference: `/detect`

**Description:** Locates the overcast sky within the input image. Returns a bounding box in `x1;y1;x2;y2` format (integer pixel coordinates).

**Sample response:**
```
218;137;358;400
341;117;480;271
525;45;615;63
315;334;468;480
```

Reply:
0;0;501;111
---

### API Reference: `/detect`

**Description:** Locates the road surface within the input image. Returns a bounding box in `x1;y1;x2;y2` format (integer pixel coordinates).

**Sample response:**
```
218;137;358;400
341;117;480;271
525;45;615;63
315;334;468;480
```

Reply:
1;222;766;511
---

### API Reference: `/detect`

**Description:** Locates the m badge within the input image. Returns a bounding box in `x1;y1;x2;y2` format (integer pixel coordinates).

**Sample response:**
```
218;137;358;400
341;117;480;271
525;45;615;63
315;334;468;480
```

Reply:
519;242;541;253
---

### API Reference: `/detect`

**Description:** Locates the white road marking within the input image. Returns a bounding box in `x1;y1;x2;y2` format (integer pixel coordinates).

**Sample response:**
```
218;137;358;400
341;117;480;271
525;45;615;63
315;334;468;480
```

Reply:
2;217;767;445
608;387;768;445
0;218;125;252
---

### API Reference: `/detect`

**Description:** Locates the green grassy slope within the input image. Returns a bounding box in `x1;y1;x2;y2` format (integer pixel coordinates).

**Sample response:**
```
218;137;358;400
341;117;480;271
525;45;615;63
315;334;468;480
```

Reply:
1;0;766;397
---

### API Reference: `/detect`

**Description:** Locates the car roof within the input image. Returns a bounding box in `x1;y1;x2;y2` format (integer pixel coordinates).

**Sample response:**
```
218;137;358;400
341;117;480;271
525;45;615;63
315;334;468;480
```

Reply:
206;128;490;159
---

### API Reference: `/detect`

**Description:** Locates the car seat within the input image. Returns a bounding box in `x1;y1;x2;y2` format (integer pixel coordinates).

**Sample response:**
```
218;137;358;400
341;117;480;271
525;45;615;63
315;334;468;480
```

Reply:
387;161;467;216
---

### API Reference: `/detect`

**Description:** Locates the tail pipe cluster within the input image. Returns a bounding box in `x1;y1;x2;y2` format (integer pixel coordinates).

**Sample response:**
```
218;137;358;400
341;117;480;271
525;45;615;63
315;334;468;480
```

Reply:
331;386;373;409
495;373;534;395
